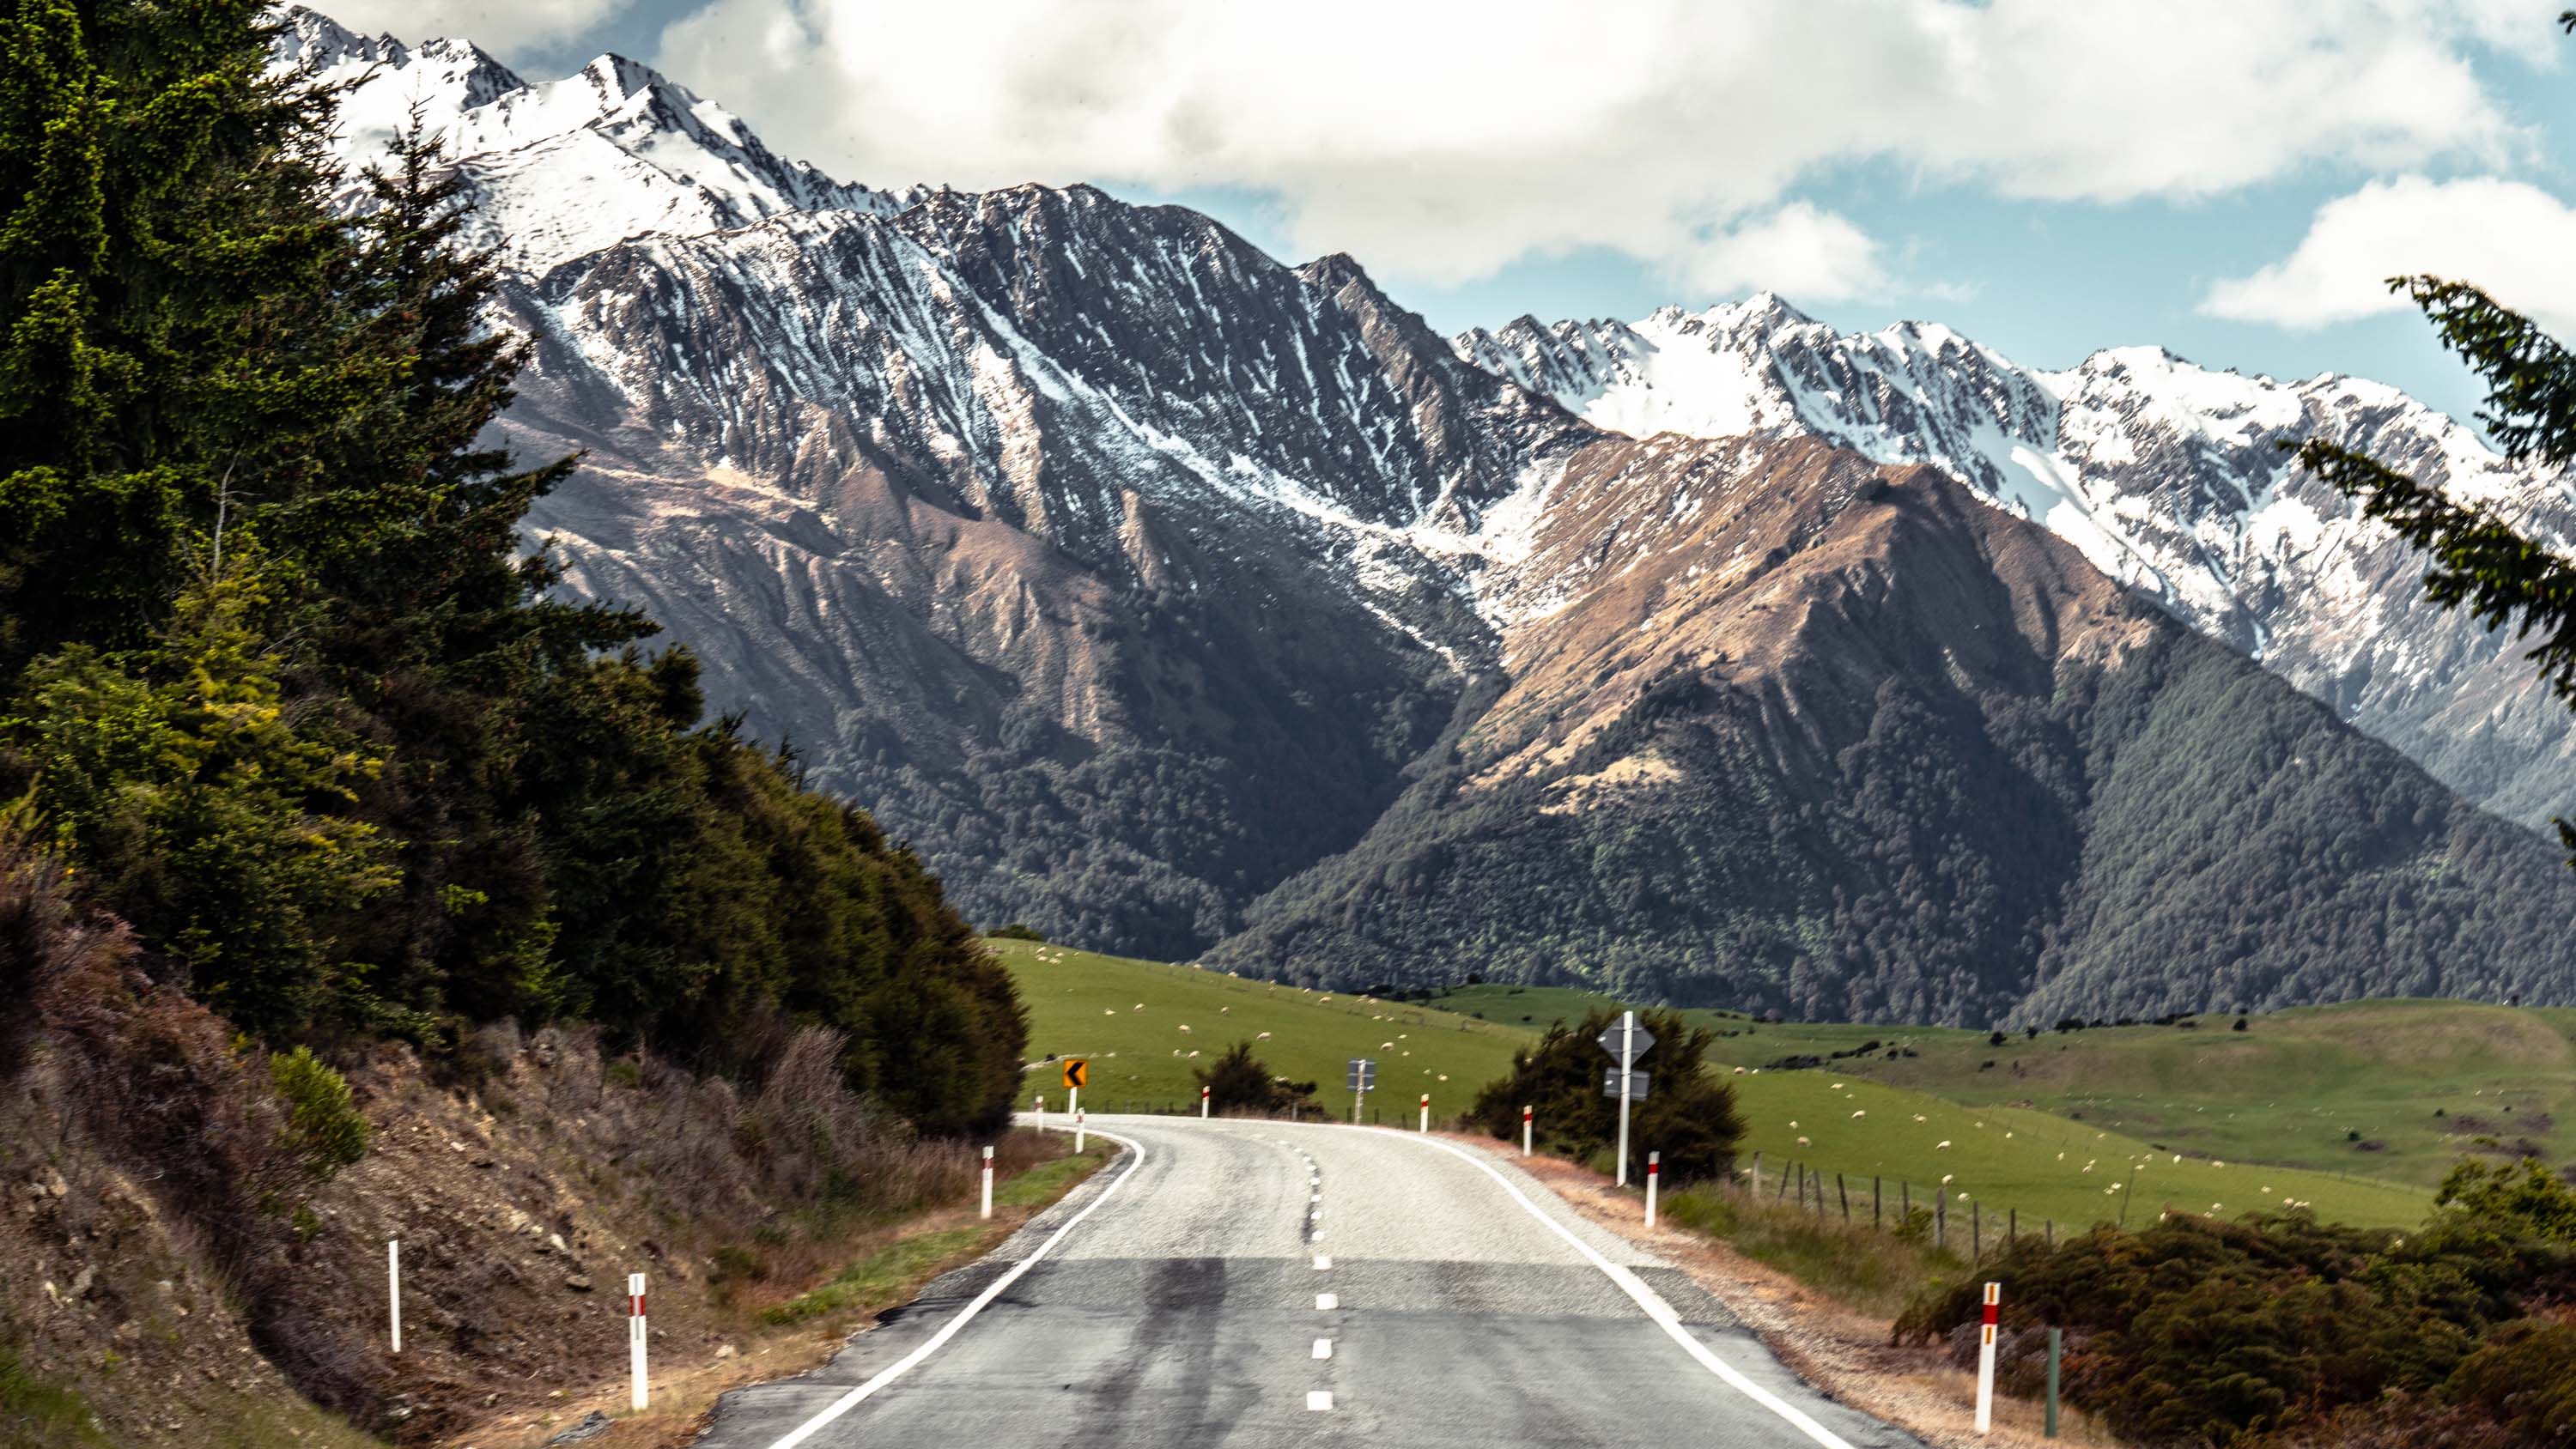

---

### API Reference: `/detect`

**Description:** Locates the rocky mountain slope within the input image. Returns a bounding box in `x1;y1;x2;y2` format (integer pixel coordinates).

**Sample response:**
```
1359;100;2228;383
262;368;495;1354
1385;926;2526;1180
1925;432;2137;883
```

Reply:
1456;301;2576;830
282;8;2576;1019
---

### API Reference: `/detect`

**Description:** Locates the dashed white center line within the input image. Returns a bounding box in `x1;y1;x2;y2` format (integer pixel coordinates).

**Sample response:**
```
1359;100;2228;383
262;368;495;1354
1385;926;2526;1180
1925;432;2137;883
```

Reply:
1315;1293;1338;1311
1311;1337;1333;1360
1313;1254;1331;1270
1307;1391;1334;1412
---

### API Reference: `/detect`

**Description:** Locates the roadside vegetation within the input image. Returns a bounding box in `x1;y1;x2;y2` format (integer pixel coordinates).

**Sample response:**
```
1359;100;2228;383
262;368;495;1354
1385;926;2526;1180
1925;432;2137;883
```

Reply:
1466;1008;1743;1183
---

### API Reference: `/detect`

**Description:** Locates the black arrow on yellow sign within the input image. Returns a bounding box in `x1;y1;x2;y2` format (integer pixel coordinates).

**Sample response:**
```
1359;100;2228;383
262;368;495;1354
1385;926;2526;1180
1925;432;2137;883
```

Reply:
1061;1058;1088;1090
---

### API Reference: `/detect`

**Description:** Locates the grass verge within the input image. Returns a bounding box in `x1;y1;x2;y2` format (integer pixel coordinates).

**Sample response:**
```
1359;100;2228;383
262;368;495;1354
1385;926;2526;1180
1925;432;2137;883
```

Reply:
762;1149;1105;1326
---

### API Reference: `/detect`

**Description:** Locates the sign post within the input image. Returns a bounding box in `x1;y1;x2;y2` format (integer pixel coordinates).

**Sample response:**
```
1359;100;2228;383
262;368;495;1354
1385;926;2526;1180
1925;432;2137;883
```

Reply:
1597;1013;1655;1186
1062;1059;1087;1150
628;1273;649;1411
1346;1058;1375;1123
1975;1281;2001;1433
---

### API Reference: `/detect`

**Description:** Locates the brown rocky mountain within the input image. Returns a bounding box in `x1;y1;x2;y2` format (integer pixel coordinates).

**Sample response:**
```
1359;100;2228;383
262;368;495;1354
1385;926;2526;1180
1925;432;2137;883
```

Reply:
294;10;2576;1021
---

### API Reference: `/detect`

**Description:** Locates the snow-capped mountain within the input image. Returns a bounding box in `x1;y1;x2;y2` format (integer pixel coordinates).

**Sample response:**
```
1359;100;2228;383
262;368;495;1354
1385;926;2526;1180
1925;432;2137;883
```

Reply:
275;7;2576;1020
279;8;920;272
1455;302;2576;828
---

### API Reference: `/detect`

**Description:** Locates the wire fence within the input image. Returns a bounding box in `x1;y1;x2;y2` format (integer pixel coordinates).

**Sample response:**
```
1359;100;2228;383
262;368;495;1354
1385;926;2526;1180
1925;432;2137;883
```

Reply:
1732;1151;2091;1263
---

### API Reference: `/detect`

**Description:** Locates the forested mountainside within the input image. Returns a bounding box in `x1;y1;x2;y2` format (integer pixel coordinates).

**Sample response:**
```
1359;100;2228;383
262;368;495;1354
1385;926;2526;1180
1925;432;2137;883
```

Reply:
1457;301;2576;833
1206;438;2576;1023
285;8;2576;1019
0;0;1024;1136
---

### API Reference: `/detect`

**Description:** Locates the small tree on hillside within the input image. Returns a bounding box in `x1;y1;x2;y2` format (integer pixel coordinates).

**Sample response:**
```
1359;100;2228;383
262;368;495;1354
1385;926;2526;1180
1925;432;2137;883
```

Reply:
1467;1008;1744;1184
1195;1040;1315;1115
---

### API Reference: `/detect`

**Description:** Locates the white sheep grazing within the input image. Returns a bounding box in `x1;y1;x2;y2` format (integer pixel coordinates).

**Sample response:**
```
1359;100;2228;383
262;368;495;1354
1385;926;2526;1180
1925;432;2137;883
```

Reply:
1935;1140;1953;1150
1178;1025;1191;1033
1257;1032;1273;1040
1912;1114;1927;1123
1796;1136;1812;1146
1851;1110;1866;1119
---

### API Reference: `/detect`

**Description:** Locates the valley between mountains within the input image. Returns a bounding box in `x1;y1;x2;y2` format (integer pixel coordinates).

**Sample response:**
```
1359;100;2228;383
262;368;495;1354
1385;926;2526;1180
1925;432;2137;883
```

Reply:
288;7;2576;1025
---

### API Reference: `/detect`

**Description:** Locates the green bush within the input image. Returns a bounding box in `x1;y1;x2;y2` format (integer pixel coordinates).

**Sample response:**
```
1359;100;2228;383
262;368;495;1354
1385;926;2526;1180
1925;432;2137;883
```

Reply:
1465;1008;1743;1184
1894;1177;2576;1446
1193;1040;1314;1114
988;923;1047;943
269;1047;369;1179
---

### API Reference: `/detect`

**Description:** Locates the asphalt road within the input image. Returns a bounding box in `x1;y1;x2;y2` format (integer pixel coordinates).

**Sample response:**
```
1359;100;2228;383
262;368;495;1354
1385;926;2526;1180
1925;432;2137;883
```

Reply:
693;1116;1923;1449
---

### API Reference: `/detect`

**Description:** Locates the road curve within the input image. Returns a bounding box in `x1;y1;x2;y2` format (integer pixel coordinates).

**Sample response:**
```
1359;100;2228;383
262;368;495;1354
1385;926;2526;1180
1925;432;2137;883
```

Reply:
693;1116;1923;1449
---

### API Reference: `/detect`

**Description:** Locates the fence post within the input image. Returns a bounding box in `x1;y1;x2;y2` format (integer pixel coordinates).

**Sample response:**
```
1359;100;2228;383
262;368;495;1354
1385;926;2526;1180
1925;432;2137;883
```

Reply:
2009;1207;2017;1246
1972;1201;1982;1261
1837;1173;1850;1222
1936;1192;1947;1251
2045;1218;2054;1248
2045;1325;2063;1438
1874;1176;1882;1230
1749;1151;1760;1197
1777;1161;1792;1202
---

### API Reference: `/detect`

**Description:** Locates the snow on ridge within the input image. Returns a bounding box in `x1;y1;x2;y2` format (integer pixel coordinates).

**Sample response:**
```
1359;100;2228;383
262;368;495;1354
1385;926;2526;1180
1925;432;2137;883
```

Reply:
279;4;925;273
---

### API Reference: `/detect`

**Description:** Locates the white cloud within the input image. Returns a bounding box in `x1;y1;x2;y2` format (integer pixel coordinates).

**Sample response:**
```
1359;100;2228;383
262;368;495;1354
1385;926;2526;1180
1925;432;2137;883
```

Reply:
315;0;635;52
2202;175;2576;336
631;0;2550;295
1684;204;1888;302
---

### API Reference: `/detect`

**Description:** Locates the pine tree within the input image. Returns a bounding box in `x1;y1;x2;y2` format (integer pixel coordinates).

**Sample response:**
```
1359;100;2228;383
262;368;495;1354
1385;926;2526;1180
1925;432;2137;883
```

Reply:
2289;11;2576;864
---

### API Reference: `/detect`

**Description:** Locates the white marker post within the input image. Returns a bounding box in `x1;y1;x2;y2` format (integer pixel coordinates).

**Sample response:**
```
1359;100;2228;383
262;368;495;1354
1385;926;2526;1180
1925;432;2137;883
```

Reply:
628;1273;649;1411
1075;1107;1085;1153
1419;1093;1430;1133
1974;1281;2000;1434
1617;1010;1637;1186
386;1240;401;1354
1522;1104;1533;1157
980;1145;994;1220
1200;1085;1211;1119
1033;1093;1044;1133
1646;1151;1661;1228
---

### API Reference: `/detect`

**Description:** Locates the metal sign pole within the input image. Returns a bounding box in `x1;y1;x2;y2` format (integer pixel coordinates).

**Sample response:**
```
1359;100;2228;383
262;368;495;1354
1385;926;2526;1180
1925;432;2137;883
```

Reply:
1617;1010;1634;1186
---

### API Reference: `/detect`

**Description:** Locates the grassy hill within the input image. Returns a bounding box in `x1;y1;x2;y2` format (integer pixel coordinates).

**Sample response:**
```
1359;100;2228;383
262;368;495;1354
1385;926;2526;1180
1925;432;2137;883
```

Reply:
1437;985;2569;1197
1000;941;2437;1227
991;938;1528;1119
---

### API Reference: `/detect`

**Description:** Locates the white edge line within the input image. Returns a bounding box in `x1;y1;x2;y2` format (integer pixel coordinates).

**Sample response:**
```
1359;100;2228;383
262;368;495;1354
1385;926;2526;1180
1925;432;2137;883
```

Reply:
762;1126;1146;1449
1383;1128;1862;1449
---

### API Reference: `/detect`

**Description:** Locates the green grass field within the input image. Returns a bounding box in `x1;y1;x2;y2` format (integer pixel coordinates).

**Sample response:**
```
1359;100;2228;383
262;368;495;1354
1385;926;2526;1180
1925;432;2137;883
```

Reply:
992;939;1530;1119
1435;986;2576;1192
1000;941;2441;1228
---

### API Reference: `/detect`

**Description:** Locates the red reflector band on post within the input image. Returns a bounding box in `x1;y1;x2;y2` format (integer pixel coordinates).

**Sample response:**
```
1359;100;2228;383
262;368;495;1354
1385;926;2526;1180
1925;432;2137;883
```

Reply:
632;1294;646;1316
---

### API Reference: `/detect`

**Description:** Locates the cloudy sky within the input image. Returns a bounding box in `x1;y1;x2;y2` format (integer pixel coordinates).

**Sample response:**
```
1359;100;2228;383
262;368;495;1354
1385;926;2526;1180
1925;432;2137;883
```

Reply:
318;0;2576;426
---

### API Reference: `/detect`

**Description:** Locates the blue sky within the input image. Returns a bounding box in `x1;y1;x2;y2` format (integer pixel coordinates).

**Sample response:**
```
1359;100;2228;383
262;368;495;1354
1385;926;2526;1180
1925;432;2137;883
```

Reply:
334;0;2576;432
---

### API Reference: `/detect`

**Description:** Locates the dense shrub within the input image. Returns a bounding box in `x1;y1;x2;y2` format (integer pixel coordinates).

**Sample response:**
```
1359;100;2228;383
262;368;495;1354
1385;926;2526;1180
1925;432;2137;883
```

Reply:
1895;1181;2576;1446
269;1047;370;1179
1466;1008;1743;1183
1194;1040;1315;1115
